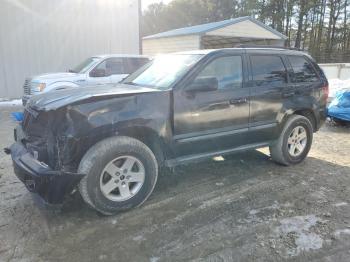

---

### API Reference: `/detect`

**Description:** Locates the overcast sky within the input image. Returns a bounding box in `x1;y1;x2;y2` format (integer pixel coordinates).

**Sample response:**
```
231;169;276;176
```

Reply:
142;0;173;10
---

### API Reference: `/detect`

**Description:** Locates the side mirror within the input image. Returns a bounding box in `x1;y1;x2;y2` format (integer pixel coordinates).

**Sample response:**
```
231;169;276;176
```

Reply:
90;68;106;77
187;77;218;92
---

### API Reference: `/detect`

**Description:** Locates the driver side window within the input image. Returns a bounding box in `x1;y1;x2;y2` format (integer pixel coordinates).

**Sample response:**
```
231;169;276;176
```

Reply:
195;56;242;90
90;58;124;77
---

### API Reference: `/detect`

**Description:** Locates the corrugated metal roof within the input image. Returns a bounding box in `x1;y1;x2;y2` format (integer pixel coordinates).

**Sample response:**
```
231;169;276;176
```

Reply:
143;16;287;40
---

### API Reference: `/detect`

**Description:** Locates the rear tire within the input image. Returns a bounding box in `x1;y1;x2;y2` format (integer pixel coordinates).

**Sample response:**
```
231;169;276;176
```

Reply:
78;136;158;215
269;115;313;166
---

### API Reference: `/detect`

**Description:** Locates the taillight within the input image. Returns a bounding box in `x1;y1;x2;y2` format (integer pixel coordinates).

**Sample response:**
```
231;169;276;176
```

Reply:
322;83;329;101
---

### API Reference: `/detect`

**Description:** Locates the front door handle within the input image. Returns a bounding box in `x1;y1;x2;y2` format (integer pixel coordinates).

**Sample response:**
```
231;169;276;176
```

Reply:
229;98;248;105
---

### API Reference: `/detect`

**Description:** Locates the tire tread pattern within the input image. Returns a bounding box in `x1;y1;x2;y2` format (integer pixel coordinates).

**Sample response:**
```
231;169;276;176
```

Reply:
78;136;158;215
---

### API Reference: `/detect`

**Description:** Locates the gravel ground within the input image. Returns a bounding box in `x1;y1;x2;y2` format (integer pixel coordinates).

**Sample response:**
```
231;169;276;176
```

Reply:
1;105;350;262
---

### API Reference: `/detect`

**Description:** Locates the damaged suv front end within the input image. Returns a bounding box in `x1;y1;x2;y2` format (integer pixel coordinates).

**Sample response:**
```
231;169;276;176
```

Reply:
9;105;86;204
7;83;165;205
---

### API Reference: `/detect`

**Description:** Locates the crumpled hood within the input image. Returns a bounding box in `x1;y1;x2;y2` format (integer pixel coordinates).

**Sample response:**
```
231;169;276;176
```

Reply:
27;83;159;111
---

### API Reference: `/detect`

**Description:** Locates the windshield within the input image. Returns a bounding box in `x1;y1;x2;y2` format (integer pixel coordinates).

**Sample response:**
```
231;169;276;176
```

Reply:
70;57;100;73
123;54;203;90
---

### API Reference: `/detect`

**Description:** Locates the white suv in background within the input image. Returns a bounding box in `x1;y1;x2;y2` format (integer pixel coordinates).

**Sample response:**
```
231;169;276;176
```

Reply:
22;54;150;105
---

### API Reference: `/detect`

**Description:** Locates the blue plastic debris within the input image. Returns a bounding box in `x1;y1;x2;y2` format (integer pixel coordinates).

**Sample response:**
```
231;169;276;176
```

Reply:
328;90;350;122
11;112;24;122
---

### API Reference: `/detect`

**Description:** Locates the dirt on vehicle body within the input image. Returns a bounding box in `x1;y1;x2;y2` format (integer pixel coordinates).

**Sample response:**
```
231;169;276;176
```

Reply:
1;105;350;261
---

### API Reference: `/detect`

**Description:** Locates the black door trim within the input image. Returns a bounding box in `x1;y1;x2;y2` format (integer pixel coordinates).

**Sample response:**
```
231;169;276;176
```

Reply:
174;126;249;143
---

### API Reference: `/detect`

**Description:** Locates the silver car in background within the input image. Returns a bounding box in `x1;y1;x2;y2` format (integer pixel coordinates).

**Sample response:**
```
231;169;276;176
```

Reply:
22;54;150;105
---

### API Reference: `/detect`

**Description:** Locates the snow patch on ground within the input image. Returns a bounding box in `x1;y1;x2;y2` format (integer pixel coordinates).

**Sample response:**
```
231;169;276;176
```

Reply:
132;234;146;242
333;202;348;207
245;201;281;223
275;215;324;256
334;229;350;237
0;99;22;107
242;201;293;224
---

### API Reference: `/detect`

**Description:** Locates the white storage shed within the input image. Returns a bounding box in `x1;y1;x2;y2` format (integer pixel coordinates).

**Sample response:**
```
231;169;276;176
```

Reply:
142;16;287;56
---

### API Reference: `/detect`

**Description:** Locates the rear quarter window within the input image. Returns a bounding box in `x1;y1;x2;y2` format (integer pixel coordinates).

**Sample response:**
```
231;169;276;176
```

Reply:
288;56;319;83
250;55;287;85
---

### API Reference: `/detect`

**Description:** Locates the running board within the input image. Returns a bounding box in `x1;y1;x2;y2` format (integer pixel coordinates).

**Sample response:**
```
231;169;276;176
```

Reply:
164;142;271;167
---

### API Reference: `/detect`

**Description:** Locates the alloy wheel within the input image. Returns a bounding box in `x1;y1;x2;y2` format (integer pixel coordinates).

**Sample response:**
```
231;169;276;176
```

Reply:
287;126;308;157
99;155;145;201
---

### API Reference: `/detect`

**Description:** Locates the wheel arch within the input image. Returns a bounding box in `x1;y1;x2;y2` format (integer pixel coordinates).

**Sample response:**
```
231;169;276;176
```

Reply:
280;108;317;132
116;126;167;166
293;109;317;131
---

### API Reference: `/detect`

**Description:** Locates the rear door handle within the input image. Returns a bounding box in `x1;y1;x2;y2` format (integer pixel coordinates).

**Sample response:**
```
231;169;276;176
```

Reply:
230;98;248;104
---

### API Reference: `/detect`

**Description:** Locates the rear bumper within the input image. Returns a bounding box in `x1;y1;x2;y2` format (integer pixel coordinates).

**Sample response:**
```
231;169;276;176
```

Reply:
8;142;85;205
316;107;327;130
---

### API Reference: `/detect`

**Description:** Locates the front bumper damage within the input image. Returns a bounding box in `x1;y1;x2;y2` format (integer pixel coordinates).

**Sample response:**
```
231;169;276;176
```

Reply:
6;142;85;205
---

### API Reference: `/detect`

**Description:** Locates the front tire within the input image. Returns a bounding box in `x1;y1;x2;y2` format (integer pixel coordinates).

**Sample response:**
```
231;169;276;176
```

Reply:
269;115;313;166
78;136;158;215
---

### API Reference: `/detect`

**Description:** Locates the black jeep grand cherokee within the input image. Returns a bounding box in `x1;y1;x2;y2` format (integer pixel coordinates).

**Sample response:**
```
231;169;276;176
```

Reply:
7;48;328;215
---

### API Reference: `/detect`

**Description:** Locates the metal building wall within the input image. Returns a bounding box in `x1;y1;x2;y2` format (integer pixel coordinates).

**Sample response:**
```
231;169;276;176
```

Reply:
0;0;140;99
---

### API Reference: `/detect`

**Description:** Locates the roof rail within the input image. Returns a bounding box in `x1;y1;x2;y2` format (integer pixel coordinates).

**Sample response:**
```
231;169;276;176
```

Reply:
234;44;302;51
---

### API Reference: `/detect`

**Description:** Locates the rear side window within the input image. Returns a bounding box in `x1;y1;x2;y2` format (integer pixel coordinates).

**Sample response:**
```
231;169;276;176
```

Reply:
124;58;150;74
250;55;287;85
288;56;319;83
196;56;242;89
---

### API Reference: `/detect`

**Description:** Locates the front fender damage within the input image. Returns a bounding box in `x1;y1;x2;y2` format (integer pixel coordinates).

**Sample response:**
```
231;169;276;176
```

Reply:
9;90;170;206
